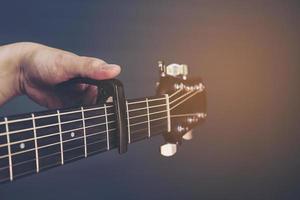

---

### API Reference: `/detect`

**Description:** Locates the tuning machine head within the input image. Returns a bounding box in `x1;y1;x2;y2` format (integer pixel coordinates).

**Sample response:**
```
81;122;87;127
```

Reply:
156;61;207;157
158;61;189;80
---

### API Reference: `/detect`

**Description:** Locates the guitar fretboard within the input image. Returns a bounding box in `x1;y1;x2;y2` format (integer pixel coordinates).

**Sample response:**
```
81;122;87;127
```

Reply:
0;95;169;183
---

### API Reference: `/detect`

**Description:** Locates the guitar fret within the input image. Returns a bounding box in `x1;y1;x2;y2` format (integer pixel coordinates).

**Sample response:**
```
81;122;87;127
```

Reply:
4;117;13;181
164;94;171;132
31;114;39;173
0;94;186;184
81;107;87;157
56;111;64;165
126;101;131;144
146;98;151;138
104;104;110;150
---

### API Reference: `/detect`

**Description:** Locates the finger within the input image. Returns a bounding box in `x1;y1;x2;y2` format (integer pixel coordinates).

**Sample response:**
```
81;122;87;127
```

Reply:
57;53;121;80
81;85;98;106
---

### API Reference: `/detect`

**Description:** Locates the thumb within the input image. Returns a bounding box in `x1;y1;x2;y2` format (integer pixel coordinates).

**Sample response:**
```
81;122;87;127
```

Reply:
60;54;121;80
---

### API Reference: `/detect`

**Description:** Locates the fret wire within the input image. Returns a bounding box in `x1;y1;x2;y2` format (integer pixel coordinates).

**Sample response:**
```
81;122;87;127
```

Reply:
0;113;169;160
0;130;115;172
0;120;116;148
0;127;116;161
129;109;168;120
127;97;166;105
126;101;131;144
0;105;166;148
0;109;176;181
0;112;115;137
128;103;167;113
31;113;39;173
0;117;166;174
130;127;167;143
0;140;112;181
0;100;169;137
0;106;169;151
0;91;197;183
81;107;87;157
57;110;64;165
0;105;114;126
130;120;167;135
4;117;13;181
0;91;192;159
0;104;171;150
146;98;150;138
0;94;171;127
0;92;180;134
165;94;171;132
130;116;168;127
104;104;110;150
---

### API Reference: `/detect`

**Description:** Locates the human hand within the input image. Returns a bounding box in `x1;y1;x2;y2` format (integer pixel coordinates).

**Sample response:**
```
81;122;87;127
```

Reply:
0;42;121;108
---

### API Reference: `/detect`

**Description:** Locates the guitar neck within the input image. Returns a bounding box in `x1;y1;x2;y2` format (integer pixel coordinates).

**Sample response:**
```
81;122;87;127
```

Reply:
0;95;169;183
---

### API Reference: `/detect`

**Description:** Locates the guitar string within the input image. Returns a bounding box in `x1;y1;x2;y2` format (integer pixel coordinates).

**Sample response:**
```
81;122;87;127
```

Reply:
0;130;115;171
0;113;202;182
0;113;115;137
0;91;181;136
0;90;202;162
0;93;176;127
170;90;202;111
0;89;191;142
0;87;184;128
0;90;200;157
0;107;170;149
0;105;114;126
125;88;183;106
171;113;203;118
130;121;167;135
0;111;182;177
0;119;116;148
0;102;168;137
0;90;201;170
0;120;168;171
0;121;168;175
0;129;172;182
0;115;169;160
0;126;115;160
0;142;111;182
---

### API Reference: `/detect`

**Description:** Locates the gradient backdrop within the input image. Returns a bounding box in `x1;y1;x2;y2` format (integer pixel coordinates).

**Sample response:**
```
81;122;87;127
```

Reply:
0;0;300;199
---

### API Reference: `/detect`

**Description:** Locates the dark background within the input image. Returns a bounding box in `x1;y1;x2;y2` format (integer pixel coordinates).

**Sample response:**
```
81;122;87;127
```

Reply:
0;0;300;199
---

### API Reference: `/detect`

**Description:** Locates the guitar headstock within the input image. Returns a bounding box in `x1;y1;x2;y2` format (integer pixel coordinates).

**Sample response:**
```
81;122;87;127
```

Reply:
156;61;207;156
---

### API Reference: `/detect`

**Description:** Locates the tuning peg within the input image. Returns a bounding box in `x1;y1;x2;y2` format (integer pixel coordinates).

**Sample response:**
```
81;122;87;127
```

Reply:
165;63;188;79
182;130;193;140
160;143;177;157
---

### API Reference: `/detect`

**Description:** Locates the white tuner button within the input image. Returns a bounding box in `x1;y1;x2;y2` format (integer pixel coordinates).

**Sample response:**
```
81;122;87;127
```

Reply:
182;130;193;140
166;63;188;77
160;143;177;157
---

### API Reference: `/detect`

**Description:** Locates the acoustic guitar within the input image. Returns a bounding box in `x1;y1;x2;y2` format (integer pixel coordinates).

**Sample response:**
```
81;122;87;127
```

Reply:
0;61;207;184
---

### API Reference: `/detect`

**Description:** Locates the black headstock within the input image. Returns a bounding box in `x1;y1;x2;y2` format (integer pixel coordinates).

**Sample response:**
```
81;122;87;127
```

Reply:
156;61;207;156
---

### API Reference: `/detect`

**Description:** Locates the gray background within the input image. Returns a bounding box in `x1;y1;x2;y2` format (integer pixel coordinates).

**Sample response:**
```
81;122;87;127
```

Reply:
0;0;300;199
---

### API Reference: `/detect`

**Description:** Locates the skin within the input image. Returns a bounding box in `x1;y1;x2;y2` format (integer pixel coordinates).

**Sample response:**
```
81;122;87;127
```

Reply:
0;42;121;109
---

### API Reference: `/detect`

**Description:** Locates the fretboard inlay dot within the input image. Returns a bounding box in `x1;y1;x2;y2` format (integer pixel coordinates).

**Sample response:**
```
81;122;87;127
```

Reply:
71;132;75;138
20;143;25;149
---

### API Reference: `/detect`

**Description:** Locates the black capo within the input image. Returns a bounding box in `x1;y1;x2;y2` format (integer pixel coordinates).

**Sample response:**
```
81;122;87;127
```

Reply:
96;79;128;154
57;78;128;154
